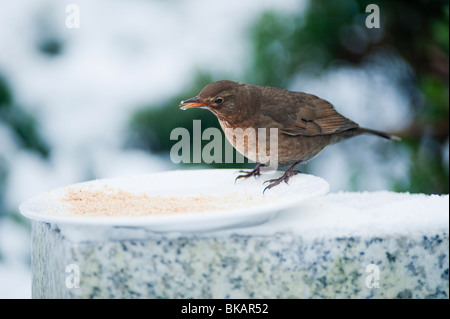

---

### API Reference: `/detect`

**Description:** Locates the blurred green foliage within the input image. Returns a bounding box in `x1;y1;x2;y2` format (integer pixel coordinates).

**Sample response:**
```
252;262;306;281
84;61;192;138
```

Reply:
0;76;50;216
246;0;369;87
128;0;448;194
0;77;50;157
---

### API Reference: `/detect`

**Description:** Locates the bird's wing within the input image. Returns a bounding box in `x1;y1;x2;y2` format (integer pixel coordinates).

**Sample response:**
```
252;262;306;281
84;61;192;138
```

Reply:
259;90;359;136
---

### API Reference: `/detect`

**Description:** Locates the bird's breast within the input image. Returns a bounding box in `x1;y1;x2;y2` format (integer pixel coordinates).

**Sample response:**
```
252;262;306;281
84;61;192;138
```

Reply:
219;121;260;163
219;120;338;166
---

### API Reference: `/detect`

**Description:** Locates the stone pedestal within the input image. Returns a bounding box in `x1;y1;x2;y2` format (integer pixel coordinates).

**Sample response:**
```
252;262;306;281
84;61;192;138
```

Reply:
31;192;449;299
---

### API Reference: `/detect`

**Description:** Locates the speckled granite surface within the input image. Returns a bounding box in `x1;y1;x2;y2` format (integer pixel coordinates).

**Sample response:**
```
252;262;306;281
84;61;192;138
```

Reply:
32;192;449;299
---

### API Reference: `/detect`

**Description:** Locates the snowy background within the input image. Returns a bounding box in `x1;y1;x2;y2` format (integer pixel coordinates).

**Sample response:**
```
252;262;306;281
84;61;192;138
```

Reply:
0;0;448;298
0;0;304;299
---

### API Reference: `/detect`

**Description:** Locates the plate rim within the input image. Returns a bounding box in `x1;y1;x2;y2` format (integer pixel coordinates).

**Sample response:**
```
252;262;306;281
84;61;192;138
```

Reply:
19;169;329;228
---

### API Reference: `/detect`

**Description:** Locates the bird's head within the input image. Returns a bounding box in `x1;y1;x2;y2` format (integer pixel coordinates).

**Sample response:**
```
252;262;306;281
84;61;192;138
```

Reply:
179;80;248;120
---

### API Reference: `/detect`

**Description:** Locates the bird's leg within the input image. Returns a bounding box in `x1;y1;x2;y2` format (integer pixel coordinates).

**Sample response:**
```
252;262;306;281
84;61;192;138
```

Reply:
235;163;265;182
263;161;302;193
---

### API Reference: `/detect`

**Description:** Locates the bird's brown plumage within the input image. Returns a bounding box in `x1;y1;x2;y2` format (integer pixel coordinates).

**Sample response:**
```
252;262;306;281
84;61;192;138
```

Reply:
255;86;360;136
180;80;399;190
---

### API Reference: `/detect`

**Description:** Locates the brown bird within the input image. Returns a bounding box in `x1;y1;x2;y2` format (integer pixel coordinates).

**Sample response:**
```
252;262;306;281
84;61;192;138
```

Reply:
179;80;400;192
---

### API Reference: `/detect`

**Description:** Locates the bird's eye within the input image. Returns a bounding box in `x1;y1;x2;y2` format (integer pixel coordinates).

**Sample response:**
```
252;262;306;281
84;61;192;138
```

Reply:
215;98;223;104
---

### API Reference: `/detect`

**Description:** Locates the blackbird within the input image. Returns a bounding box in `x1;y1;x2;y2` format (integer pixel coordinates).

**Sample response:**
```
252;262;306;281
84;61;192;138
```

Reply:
179;80;400;192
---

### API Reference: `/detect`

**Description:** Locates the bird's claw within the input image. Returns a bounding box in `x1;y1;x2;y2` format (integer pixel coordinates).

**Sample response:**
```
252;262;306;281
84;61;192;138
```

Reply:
262;170;300;193
263;178;278;185
235;171;258;183
262;176;288;194
235;164;263;183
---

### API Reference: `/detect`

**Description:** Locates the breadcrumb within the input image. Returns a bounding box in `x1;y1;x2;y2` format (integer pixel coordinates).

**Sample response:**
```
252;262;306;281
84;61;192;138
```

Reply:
53;185;269;217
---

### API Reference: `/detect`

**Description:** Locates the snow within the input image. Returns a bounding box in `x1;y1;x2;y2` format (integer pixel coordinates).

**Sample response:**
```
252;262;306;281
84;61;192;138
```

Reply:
270;192;449;237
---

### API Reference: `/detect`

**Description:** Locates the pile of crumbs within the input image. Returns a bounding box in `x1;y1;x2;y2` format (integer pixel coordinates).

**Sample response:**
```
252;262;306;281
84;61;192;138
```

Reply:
53;185;270;217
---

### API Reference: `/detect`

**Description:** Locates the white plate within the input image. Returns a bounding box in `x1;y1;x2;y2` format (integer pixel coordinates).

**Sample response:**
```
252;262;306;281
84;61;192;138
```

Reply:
19;169;329;232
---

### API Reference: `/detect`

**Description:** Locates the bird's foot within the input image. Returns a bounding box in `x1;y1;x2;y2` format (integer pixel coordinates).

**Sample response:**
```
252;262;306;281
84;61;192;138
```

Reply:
235;164;265;183
263;170;300;194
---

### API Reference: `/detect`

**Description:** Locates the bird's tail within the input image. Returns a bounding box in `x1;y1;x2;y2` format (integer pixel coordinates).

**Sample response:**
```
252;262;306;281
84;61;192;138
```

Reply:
358;127;401;141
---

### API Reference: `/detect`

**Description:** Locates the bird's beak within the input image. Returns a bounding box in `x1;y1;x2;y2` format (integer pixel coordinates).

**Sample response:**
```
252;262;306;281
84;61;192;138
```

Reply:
179;96;207;110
